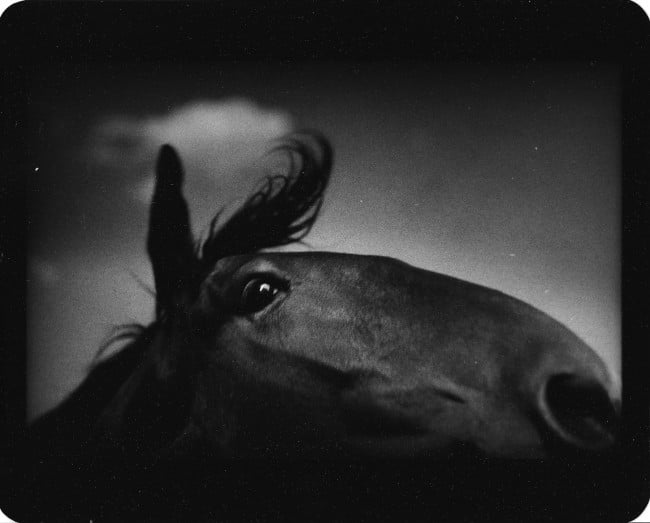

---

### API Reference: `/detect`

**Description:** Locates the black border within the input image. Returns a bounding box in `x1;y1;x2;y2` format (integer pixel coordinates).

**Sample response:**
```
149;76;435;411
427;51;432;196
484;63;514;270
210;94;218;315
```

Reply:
1;1;649;521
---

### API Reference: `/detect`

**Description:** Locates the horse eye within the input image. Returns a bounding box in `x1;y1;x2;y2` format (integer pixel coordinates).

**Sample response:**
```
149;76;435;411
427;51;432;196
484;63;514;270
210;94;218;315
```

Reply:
239;277;284;314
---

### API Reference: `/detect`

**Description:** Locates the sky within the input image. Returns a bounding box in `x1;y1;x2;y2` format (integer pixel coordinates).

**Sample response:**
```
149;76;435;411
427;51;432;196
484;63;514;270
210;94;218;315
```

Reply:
25;61;620;420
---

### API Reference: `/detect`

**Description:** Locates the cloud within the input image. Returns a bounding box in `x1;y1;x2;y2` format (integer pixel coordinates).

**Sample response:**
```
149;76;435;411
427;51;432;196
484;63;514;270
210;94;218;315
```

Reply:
87;98;294;206
142;98;292;145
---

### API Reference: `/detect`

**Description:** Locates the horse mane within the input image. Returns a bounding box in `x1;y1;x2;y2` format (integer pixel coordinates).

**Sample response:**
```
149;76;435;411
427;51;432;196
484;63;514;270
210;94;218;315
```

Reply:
197;131;333;273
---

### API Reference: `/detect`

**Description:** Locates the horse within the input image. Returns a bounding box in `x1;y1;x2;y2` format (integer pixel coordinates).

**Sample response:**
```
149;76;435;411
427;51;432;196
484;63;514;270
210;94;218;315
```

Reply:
21;132;620;520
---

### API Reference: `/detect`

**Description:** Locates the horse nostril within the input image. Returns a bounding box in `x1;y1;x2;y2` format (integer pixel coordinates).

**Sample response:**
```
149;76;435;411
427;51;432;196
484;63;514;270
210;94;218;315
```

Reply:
541;373;618;451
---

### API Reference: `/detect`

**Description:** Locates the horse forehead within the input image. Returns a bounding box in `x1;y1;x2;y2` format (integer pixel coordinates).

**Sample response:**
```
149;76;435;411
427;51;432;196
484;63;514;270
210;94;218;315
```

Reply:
210;252;499;301
208;252;394;279
222;253;514;324
263;252;563;339
266;253;488;299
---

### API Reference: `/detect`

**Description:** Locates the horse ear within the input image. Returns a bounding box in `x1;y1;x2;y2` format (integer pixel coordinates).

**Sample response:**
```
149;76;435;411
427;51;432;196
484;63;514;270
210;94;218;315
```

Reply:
147;145;196;316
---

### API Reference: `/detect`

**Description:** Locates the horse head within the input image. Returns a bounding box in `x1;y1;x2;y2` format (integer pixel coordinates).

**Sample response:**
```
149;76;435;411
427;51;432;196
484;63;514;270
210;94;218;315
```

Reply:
31;133;619;466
